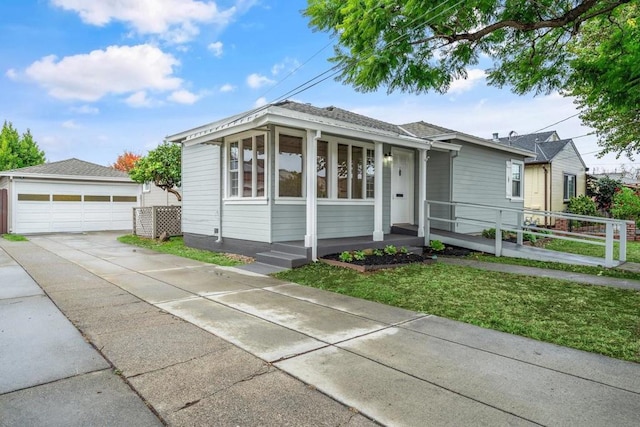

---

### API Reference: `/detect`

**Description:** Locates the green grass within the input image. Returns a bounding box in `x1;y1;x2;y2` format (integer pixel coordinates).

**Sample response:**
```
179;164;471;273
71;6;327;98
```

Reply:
117;235;242;266
1;234;28;242
275;262;640;362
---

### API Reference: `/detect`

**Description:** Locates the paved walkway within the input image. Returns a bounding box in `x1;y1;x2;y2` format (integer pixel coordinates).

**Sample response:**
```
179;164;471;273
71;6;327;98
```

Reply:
2;232;639;426
440;258;640;291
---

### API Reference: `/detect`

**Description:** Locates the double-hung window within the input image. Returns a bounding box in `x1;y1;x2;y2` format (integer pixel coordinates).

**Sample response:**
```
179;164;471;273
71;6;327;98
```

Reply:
227;133;266;198
507;159;524;200
563;174;576;201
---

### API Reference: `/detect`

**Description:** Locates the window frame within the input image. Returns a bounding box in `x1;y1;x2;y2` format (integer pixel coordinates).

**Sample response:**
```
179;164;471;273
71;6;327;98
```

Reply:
563;173;576;201
224;131;268;201
275;128;307;200
506;159;524;201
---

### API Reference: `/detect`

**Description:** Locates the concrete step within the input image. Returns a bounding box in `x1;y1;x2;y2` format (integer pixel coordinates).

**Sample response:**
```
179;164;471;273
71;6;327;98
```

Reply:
255;251;309;268
272;243;311;257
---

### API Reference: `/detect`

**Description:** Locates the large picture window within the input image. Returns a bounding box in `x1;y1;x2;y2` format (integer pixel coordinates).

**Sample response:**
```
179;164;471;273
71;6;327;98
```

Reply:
227;133;266;198
278;133;304;197
274;129;375;201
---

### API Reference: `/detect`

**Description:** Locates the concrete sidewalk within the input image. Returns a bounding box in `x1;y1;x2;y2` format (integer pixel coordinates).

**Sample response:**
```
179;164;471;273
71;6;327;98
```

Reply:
2;232;639;426
0;246;162;427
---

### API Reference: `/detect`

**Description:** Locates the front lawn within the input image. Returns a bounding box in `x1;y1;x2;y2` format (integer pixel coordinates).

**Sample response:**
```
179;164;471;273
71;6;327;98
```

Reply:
117;235;242;266
275;262;640;362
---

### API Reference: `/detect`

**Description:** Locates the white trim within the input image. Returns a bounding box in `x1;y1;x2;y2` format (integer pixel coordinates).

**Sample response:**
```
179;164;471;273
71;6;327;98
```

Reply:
223;198;268;205
318;199;375;206
224;131;268;200
506;159;525;201
430;133;534;156
274;198;305;205
373;141;384;241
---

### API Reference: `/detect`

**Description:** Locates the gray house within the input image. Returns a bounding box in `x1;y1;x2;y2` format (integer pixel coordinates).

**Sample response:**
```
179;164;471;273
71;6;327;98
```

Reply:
166;101;532;266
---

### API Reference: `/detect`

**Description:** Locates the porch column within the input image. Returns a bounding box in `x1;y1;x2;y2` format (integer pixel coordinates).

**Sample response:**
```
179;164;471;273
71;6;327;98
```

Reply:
305;129;320;261
373;141;384;241
418;148;428;239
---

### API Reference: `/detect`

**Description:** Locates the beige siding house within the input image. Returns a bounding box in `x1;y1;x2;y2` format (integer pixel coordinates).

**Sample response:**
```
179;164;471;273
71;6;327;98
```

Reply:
496;131;588;226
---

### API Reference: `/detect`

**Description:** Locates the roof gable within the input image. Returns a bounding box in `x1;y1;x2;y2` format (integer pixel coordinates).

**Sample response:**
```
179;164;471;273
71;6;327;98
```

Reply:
0;158;130;179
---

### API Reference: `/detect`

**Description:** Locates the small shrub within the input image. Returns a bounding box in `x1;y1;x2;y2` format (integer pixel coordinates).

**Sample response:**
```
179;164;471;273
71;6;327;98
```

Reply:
523;232;537;243
339;251;353;263
353;250;366;261
481;228;509;240
399;246;408;254
611;187;640;223
429;240;445;251
384;244;398;255
566;194;598;217
373;249;384;256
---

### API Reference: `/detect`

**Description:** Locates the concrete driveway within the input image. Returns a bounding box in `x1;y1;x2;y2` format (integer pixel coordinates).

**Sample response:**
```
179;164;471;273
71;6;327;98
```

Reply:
2;231;639;426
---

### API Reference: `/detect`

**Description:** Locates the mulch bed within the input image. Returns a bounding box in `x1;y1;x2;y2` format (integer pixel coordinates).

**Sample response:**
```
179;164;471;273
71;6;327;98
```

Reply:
320;244;475;272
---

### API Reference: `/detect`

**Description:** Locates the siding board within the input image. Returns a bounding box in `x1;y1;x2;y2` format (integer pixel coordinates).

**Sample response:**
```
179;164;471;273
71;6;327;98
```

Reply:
182;144;220;236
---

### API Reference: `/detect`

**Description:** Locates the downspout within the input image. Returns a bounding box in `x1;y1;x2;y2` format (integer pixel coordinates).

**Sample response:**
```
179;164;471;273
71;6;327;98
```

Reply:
217;142;223;243
543;165;549;226
449;150;459;232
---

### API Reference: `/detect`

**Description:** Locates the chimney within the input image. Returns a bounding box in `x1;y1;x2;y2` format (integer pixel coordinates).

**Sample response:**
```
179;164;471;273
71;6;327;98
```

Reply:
492;132;499;141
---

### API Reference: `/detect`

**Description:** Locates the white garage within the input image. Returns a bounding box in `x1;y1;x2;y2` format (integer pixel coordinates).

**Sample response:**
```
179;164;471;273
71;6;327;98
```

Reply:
0;158;141;234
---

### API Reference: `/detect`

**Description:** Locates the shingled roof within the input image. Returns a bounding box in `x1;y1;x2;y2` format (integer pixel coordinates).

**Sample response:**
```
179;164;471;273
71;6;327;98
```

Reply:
496;132;575;163
0;158;132;180
275;101;407;135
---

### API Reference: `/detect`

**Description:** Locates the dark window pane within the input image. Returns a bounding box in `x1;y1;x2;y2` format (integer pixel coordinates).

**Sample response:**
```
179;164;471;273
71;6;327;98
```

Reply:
352;146;363;199
279;134;303;197
317;140;328;198
337;144;348;199
256;135;265;197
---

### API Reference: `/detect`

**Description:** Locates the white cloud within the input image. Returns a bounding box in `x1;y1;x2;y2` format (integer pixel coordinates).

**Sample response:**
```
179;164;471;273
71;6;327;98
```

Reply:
447;68;486;95
246;73;275;89
51;0;237;43
5;68;17;80
220;83;236;93
61;120;80;129
271;57;300;75
208;41;223;57
168;89;200;104
253;97;267;108
125;91;154;107
25;44;182;102
71;105;99;114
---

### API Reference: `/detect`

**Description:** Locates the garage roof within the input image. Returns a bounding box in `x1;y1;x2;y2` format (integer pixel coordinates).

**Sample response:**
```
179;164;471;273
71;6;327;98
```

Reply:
0;158;134;182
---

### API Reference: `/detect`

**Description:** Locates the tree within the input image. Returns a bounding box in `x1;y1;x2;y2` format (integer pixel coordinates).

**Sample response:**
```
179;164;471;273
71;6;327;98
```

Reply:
304;0;637;155
567;2;640;159
129;142;182;201
112;151;141;172
0;121;46;171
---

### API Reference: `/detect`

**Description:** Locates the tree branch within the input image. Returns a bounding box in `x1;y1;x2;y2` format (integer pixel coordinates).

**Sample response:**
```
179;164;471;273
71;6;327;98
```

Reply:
410;0;630;46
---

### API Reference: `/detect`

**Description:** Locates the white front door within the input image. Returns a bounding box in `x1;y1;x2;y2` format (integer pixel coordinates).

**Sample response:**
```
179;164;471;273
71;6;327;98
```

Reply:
390;148;414;224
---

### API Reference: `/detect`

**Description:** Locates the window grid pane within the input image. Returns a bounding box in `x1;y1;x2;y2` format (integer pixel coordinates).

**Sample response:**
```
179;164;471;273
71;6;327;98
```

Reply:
229;141;239;197
352;146;363;199
366;149;375;198
256;135;265;197
317;140;328;198
512;163;522;198
337;144;348;199
243;137;253;197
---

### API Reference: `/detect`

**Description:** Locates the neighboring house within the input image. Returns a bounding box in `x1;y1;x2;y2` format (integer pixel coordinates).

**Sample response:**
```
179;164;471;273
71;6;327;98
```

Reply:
0;158;140;234
495;131;588;225
165;101;532;263
590;172;640;190
140;182;182;207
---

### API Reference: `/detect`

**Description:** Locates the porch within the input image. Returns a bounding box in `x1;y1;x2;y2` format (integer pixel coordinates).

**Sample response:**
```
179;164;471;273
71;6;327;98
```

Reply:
254;232;424;268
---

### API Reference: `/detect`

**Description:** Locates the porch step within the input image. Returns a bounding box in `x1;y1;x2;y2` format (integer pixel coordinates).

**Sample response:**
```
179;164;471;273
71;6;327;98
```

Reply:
391;224;418;236
272;243;311;257
255;250;309;269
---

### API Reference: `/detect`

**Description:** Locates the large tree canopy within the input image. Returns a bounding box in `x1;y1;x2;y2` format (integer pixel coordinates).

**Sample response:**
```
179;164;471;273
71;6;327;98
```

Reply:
567;2;639;159
129;142;182;201
305;0;637;156
0;121;46;171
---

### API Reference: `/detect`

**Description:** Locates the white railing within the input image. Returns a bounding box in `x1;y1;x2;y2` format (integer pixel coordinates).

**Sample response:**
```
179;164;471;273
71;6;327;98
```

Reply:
424;200;630;268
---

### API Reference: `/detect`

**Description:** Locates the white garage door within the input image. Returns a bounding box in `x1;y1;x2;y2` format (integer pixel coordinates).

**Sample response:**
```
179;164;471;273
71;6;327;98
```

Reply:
14;181;139;234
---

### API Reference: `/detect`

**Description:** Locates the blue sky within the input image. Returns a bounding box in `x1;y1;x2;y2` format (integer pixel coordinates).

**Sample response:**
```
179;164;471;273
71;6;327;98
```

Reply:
0;0;635;172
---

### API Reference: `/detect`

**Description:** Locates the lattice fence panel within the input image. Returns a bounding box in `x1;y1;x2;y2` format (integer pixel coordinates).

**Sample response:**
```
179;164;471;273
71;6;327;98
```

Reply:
133;207;154;238
155;206;182;237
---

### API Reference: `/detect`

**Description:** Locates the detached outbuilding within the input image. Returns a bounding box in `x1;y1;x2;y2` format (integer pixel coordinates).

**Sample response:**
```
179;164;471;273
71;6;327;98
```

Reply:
0;158;140;234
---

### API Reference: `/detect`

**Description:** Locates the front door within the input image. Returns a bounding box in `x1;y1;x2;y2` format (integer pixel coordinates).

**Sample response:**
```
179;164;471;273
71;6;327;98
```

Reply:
390;148;414;224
